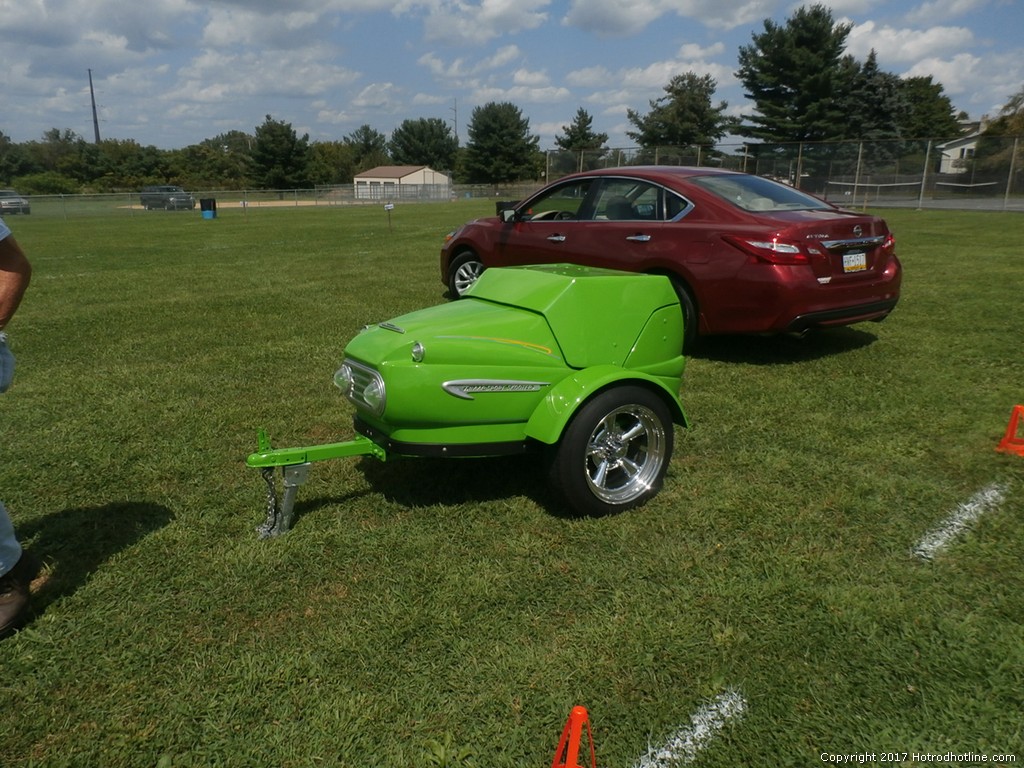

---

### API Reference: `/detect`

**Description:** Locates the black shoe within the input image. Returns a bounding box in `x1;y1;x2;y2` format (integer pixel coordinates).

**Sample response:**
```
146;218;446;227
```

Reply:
0;552;41;637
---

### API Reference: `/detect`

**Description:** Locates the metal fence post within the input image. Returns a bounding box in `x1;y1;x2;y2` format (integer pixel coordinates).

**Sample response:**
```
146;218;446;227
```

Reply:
1005;137;1019;212
917;140;932;210
853;142;864;209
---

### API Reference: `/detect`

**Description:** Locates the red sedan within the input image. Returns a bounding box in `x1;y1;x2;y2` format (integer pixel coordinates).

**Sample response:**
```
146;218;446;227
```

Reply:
440;166;901;350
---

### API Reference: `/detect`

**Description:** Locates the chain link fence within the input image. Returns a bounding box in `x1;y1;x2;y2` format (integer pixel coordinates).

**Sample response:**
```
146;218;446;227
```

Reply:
539;136;1023;212
7;135;1021;219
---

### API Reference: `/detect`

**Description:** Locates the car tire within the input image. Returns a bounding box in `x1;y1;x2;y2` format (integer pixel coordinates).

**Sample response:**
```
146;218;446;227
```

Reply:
448;251;485;297
669;279;699;354
548;385;674;516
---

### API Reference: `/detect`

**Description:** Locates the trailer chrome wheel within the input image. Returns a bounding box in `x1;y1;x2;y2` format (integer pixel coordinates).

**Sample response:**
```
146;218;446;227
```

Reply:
549;386;673;516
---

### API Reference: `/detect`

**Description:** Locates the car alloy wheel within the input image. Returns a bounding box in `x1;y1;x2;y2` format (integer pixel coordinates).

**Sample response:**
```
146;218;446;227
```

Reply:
449;252;485;297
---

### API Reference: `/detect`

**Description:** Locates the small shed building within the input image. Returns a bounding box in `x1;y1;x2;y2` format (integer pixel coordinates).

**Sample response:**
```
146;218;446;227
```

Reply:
353;166;451;201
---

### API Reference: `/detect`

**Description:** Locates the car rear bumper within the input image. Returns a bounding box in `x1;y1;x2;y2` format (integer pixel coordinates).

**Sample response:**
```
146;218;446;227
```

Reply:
784;297;899;332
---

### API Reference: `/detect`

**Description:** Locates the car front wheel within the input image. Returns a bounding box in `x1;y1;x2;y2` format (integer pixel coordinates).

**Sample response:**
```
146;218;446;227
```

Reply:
448;251;485;297
548;385;674;516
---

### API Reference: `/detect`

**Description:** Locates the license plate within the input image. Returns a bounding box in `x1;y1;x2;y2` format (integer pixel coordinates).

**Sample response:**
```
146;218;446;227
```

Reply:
843;252;867;273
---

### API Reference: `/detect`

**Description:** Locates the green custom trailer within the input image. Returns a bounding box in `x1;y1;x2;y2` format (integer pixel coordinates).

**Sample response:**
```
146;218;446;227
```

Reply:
248;264;688;536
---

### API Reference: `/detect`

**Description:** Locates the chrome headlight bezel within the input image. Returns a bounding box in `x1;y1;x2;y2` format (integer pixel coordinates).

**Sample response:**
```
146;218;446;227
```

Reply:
334;359;386;417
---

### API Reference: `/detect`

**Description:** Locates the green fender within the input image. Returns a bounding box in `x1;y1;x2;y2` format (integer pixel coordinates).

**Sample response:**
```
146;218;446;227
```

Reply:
524;365;688;446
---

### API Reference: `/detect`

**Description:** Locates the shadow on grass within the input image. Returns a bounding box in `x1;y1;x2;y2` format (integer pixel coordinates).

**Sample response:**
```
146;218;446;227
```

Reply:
17;502;173;618
289;452;576;526
693;326;879;365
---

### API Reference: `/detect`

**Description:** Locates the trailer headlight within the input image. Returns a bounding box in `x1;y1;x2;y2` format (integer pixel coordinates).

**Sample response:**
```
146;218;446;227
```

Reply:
335;358;386;416
362;377;385;415
334;363;354;394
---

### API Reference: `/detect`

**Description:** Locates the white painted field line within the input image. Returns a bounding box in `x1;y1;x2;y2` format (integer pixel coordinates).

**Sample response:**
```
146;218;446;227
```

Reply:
912;482;1008;561
633;689;746;768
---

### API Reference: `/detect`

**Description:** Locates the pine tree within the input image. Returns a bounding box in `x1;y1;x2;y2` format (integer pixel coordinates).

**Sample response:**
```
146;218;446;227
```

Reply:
462;102;541;184
387;118;458;171
251;115;311;189
626;73;736;148
736;4;853;143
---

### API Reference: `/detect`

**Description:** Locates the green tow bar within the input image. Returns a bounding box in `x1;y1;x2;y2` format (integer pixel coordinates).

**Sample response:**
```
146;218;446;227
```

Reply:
247;429;387;538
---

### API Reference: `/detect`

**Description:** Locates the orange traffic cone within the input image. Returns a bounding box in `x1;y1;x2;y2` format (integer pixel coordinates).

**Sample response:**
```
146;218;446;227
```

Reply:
997;405;1024;457
552;706;597;768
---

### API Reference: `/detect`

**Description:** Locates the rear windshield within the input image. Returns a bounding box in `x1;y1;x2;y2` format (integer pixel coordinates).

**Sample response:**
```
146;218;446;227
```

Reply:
690;174;832;212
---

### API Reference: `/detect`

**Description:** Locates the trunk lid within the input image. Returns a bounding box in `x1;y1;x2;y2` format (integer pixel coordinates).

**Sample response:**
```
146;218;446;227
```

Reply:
774;210;894;283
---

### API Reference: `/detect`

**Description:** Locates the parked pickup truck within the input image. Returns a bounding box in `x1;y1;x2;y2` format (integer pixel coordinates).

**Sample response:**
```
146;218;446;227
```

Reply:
139;185;195;211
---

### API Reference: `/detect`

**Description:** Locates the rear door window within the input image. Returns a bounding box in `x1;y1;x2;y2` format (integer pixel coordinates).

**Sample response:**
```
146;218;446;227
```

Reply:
592;178;691;221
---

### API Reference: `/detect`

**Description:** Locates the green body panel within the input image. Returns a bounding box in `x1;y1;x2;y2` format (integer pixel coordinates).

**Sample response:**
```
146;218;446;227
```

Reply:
524;365;687;446
343;298;567;430
340;265;687;451
464;264;682;369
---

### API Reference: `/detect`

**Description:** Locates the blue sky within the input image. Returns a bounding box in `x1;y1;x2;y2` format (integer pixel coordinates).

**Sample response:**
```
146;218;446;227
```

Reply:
1;0;1021;151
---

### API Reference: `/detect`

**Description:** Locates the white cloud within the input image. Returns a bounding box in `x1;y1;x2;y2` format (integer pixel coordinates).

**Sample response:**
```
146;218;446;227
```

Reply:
471;83;571;105
482;45;522;69
201;7;327;48
904;0;988;25
561;0;671;36
81;30;133;56
411;92;447;105
513;68;550;87
417;52;472;80
903;49;1022;117
807;0;877;13
422;0;549;44
561;0;775;36
352;82;403;110
846;19;975;62
677;42;726;59
566;66;612;88
903;52;982;93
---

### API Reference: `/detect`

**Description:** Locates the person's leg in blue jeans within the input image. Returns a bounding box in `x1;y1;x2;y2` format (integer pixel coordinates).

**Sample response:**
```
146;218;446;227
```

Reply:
0;503;21;572
0;501;38;635
0;218;35;636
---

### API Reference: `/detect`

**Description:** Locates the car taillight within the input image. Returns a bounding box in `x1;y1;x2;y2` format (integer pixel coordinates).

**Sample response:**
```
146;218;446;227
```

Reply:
723;235;810;265
881;232;896;255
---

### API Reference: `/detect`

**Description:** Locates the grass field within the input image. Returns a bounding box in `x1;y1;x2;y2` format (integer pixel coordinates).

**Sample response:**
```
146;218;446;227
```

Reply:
0;203;1021;766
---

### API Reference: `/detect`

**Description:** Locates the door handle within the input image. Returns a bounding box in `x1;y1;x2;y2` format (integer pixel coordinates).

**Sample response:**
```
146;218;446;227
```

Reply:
626;234;651;242
547;234;566;243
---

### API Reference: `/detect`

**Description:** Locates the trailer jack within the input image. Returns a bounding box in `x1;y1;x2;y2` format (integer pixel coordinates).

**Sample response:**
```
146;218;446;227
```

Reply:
247;429;387;537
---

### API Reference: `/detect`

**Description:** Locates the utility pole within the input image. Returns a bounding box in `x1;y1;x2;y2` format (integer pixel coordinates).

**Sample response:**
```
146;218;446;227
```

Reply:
88;69;101;143
450;98;458;143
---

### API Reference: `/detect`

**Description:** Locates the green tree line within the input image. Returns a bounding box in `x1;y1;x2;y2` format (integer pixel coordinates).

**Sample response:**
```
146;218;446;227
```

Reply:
1;4;1021;193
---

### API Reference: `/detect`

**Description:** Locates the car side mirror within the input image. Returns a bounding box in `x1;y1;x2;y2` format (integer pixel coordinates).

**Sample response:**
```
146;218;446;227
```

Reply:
496;200;520;221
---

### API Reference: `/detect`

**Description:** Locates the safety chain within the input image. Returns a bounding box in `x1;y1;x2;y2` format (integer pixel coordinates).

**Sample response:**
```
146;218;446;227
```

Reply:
257;466;280;538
